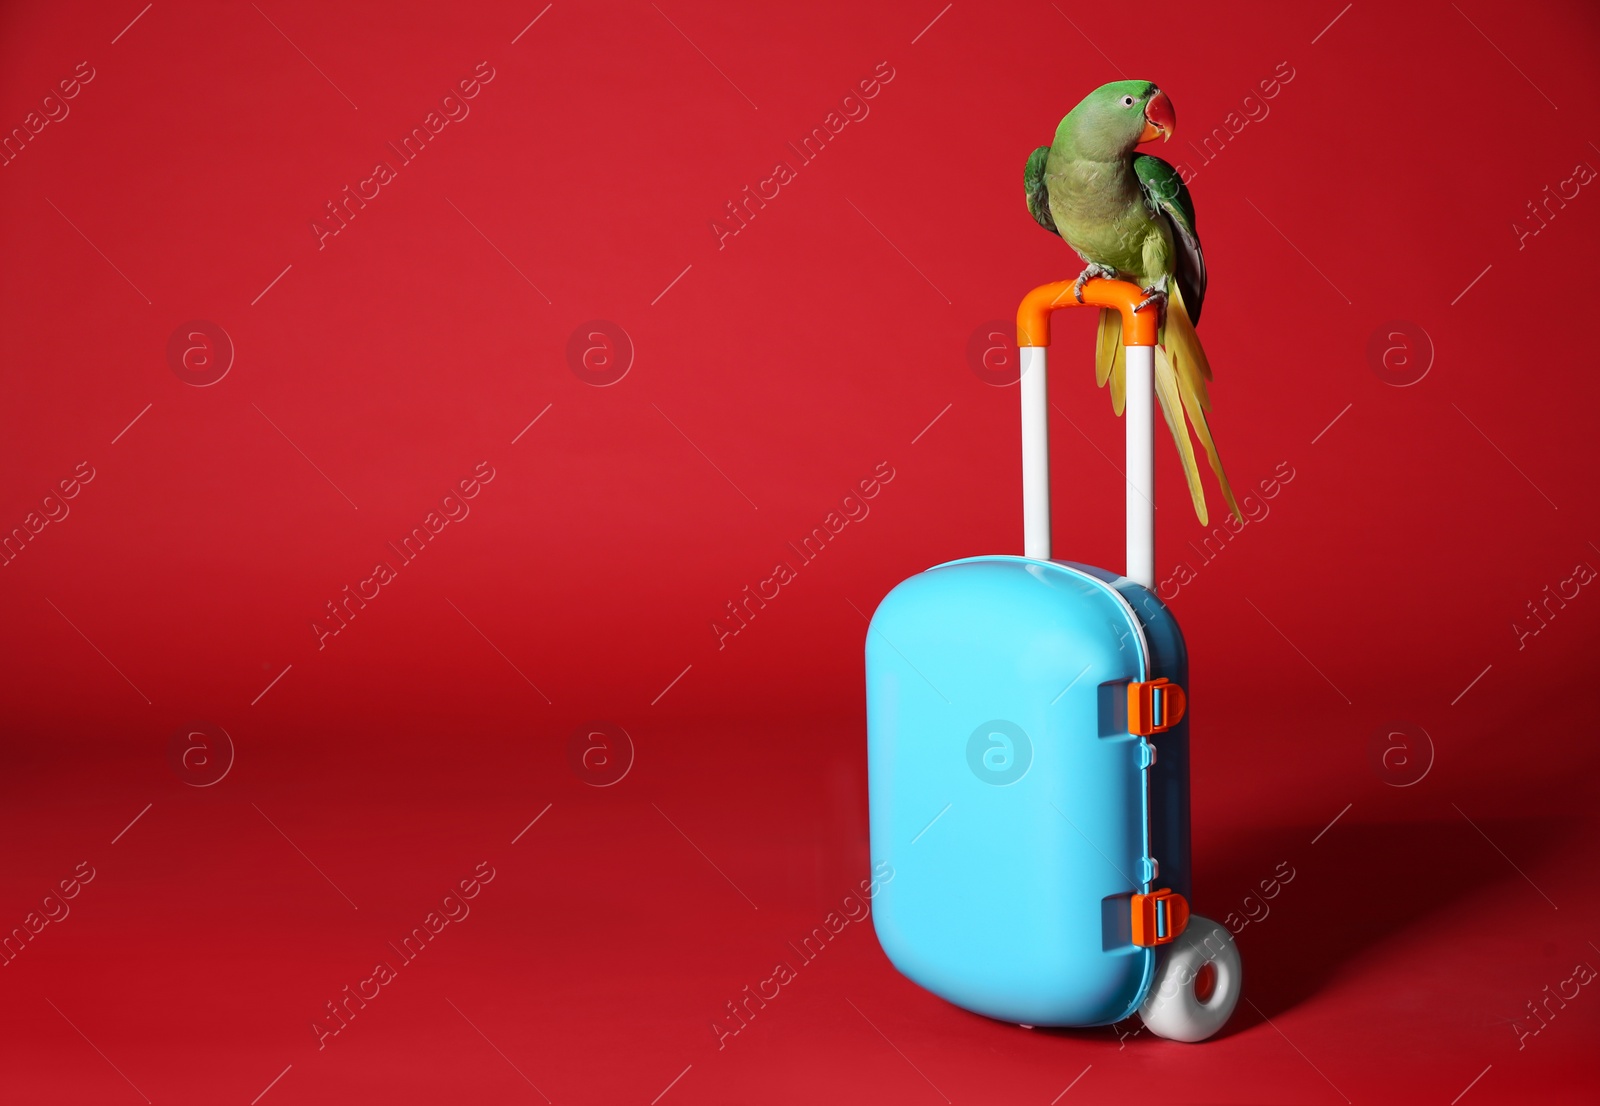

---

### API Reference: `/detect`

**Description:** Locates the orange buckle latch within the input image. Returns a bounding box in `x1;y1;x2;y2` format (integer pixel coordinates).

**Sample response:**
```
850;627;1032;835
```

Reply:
1128;678;1186;736
1131;888;1189;947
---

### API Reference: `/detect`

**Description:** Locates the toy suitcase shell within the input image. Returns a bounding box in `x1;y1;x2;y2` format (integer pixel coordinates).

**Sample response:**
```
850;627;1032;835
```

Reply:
865;280;1235;1040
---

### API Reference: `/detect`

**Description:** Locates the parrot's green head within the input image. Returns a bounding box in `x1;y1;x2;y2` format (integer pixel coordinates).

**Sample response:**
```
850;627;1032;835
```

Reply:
1056;80;1176;159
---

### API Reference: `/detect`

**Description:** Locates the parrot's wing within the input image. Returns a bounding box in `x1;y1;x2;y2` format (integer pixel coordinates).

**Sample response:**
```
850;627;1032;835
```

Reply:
1133;154;1206;325
1024;146;1058;234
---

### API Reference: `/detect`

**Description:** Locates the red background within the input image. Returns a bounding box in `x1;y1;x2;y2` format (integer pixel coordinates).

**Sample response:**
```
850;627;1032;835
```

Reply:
3;1;1599;1102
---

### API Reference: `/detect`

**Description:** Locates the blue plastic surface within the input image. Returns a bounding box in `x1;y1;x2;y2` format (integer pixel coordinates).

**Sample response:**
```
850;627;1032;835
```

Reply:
865;555;1190;1026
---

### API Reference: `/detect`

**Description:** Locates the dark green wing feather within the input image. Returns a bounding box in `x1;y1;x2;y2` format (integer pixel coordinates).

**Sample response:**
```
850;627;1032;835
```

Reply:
1133;153;1205;323
1024;145;1057;235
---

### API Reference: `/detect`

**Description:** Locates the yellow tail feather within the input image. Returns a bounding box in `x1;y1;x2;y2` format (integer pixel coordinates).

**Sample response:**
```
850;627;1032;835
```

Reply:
1094;308;1126;415
1096;285;1240;525
1154;345;1209;525
1161;285;1241;523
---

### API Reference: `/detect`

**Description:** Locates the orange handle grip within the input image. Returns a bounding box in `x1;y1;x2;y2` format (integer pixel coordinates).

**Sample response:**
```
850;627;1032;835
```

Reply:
1016;278;1157;348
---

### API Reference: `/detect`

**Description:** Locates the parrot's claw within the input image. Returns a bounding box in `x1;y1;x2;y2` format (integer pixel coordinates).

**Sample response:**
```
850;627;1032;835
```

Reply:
1134;286;1167;318
1072;263;1119;304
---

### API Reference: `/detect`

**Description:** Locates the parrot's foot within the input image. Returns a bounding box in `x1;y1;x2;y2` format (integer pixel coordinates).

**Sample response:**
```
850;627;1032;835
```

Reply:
1072;263;1120;304
1134;286;1167;318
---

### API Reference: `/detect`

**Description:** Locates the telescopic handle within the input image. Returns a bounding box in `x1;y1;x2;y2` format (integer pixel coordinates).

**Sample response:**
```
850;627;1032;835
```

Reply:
1015;279;1157;588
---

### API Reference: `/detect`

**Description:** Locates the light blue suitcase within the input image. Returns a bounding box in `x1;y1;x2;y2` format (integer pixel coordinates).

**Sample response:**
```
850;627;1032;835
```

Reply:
865;280;1240;1042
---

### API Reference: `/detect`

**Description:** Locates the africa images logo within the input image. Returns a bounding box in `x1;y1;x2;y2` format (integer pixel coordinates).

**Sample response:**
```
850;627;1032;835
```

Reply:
967;720;1032;786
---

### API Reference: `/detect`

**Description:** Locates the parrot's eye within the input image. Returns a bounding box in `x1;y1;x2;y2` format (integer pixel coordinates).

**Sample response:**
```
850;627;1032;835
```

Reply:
1121;95;1136;107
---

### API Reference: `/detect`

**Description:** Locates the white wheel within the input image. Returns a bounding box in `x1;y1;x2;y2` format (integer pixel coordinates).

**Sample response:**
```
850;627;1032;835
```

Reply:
1137;914;1240;1042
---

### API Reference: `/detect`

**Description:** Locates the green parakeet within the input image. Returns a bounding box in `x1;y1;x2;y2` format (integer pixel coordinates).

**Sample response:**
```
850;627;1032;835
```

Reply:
1025;80;1240;524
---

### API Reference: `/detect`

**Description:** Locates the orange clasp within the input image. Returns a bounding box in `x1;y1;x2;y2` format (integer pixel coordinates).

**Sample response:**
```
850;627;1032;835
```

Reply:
1131;888;1190;947
1128;678;1186;736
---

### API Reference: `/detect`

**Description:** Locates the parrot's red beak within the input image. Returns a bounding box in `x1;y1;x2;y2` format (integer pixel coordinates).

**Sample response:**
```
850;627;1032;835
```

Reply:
1140;90;1175;143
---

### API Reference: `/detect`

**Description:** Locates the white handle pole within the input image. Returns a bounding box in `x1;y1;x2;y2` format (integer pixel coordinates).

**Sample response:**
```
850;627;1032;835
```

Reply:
1019;334;1155;583
1124;344;1155;588
1020;345;1051;560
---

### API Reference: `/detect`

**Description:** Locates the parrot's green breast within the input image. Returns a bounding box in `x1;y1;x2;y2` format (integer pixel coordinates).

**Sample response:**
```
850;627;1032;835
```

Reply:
1043;151;1173;285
